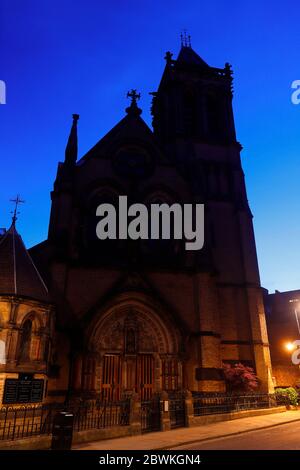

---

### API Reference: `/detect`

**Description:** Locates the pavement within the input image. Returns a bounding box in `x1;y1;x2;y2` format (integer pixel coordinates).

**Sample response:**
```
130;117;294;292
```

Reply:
73;410;300;450
175;419;300;450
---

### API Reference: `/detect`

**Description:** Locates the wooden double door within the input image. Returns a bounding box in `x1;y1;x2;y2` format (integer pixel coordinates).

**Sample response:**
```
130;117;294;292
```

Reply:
101;353;154;401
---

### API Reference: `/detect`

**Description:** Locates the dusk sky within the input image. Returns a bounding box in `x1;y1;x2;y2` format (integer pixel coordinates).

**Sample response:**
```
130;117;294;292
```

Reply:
1;0;299;293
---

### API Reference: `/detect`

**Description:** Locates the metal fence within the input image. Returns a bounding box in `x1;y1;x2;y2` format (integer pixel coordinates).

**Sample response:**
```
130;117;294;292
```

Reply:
168;391;186;429
193;393;286;417
0;404;58;441
141;398;161;433
73;400;130;432
0;393;289;441
0;400;130;441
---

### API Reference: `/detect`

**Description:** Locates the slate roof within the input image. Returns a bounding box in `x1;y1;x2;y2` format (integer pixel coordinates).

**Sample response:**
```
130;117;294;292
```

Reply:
0;223;50;302
176;46;209;68
77;103;167;165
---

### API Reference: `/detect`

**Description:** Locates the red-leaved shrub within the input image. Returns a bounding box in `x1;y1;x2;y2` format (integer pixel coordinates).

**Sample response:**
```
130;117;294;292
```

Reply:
223;362;258;392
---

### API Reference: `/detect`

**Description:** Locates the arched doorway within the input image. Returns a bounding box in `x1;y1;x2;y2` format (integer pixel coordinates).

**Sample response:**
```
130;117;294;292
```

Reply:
86;298;183;401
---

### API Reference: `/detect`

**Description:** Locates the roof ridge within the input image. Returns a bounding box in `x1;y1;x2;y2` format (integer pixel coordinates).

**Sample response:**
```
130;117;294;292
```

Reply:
77;111;156;166
176;45;209;67
0;226;10;247
18;232;49;294
0;223;49;301
12;225;17;294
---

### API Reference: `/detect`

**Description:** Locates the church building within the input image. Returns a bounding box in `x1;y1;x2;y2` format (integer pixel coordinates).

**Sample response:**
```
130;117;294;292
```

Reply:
0;39;274;406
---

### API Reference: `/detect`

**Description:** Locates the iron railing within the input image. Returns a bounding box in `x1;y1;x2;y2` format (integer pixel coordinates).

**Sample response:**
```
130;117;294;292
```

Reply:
0;404;59;441
141;398;161;433
73;400;130;432
193;393;285;417
168;391;186;429
0;400;130;441
0;393;289;441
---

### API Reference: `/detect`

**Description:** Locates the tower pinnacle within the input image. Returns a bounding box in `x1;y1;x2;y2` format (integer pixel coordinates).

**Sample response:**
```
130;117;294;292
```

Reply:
65;113;79;166
180;29;191;48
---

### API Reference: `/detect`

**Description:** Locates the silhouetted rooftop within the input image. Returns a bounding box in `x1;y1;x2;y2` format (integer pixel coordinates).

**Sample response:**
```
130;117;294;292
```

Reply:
0;223;50;302
176;46;209;67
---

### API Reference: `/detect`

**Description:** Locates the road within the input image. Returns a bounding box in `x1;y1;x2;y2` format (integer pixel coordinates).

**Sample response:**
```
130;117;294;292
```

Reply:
171;421;300;450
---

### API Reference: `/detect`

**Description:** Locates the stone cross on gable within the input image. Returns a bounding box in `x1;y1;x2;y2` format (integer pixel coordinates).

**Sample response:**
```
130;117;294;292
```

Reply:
127;89;141;106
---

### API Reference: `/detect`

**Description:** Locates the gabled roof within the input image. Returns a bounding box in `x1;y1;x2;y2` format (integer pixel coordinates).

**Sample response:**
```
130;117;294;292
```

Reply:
78;106;167;165
0;223;50;302
176;46;209;68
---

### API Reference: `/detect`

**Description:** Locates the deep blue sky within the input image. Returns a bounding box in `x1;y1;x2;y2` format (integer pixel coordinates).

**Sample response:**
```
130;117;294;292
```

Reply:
1;1;299;293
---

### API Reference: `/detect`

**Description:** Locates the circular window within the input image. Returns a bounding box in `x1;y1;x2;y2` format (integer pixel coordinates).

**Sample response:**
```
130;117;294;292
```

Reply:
113;146;152;178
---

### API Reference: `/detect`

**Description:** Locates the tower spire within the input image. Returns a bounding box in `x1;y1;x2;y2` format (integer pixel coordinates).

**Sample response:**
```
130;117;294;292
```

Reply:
10;194;25;226
180;29;191;48
65;114;79;165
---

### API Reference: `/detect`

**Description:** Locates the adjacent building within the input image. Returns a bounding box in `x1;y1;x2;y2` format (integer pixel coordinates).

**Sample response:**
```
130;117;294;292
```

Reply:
264;289;300;388
0;221;54;404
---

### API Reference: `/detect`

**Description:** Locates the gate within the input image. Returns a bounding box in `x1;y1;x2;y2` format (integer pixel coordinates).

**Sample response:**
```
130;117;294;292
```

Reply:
141;397;161;433
169;393;186;429
138;354;154;400
101;354;122;401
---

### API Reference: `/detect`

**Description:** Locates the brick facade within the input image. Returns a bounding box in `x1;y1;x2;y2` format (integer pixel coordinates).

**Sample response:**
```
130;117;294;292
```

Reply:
0;42;274;406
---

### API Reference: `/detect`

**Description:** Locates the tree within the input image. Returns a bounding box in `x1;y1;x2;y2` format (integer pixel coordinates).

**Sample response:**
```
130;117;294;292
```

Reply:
223;362;258;392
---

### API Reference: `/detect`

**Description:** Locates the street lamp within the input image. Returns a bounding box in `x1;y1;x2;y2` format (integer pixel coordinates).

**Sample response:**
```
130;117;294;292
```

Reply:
294;306;300;336
285;342;296;352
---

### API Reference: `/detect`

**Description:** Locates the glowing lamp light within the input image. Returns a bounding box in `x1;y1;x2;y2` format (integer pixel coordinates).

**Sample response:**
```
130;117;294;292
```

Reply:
285;342;296;351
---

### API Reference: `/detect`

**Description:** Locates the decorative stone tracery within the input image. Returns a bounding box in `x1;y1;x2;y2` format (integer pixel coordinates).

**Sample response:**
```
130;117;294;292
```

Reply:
88;299;179;356
81;295;183;398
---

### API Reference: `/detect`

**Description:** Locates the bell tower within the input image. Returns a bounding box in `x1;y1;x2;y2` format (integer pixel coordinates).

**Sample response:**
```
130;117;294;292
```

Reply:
151;34;236;148
150;35;274;393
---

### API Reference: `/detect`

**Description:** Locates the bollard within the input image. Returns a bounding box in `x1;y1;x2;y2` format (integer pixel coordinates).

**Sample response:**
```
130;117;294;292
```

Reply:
51;411;74;450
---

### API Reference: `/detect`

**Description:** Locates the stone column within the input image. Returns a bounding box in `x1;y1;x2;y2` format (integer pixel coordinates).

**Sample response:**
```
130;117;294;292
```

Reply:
6;326;18;365
71;353;83;391
154;354;161;392
236;202;274;393
129;393;142;435
160;390;171;431
91;356;96;391
184;390;195;427
195;273;225;392
246;286;274;393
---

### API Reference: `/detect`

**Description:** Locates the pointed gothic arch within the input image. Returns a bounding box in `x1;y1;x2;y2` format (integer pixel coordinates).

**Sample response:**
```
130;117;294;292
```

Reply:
17;312;43;363
88;296;180;355
82;293;184;399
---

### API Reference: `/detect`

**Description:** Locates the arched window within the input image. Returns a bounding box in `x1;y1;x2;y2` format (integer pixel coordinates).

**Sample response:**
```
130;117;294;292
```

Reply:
113;146;151;178
142;192;184;264
83;189;120;264
19;319;32;362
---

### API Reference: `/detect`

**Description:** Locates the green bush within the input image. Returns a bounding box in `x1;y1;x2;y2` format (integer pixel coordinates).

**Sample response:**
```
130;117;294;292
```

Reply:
275;387;299;406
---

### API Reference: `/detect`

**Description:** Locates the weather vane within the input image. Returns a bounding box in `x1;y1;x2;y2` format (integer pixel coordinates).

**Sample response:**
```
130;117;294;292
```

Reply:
180;29;191;48
10;194;25;225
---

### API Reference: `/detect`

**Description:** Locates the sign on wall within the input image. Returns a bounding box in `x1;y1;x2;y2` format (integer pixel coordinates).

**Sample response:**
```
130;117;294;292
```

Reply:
3;374;44;404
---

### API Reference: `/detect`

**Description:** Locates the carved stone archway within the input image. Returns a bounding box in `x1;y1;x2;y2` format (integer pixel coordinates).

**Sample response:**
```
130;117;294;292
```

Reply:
83;295;183;400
